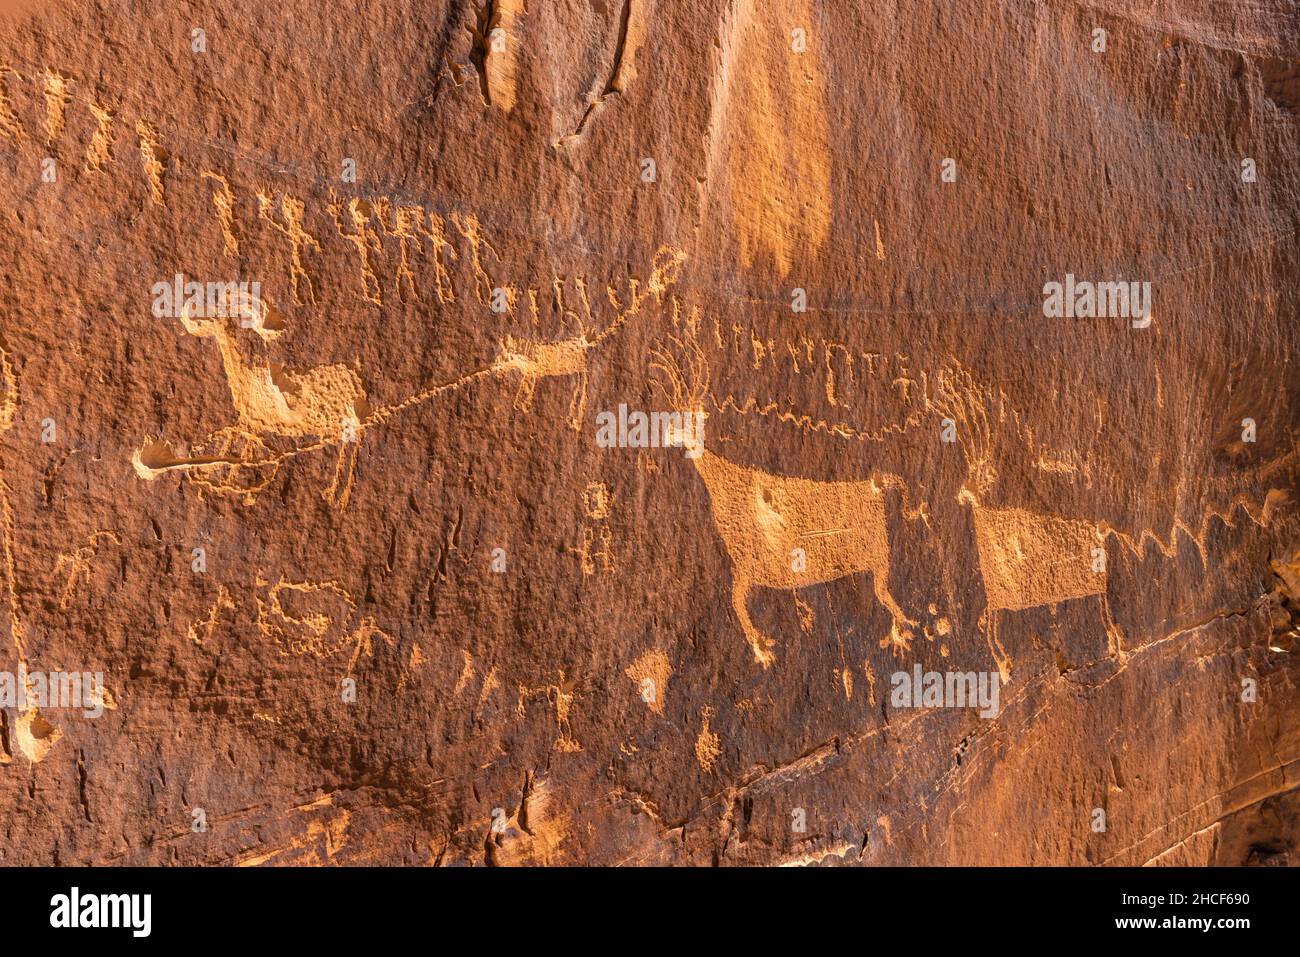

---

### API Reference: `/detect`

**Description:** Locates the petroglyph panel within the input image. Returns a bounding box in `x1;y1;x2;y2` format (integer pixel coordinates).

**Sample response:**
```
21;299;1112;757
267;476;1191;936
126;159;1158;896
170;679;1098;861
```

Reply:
0;0;1296;870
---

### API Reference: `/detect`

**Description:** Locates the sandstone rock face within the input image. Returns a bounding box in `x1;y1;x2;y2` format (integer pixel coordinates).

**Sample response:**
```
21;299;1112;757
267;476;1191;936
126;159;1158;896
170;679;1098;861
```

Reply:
0;0;1297;866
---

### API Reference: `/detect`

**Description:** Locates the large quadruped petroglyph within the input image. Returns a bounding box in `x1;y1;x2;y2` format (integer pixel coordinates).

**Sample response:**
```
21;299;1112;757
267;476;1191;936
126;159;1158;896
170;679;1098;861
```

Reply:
0;0;1297;867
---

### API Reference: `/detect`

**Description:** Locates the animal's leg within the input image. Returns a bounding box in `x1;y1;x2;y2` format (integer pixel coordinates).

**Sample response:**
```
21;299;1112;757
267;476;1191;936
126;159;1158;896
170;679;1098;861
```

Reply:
346;618;392;676
1100;594;1126;663
732;578;776;668
514;373;538;413
323;444;345;504
870;566;917;632
324;440;359;509
793;590;815;634
567;370;588;432
340;441;359;507
981;609;1011;683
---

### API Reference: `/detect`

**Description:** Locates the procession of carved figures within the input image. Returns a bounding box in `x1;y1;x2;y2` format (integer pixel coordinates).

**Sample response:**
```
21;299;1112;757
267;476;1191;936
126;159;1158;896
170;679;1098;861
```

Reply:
0;42;1289;782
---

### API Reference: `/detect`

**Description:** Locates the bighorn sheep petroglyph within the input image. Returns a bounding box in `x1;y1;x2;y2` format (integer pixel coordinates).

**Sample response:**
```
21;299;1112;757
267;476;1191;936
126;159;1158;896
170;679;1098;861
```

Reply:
135;290;370;507
491;246;686;430
652;336;916;667
936;367;1123;682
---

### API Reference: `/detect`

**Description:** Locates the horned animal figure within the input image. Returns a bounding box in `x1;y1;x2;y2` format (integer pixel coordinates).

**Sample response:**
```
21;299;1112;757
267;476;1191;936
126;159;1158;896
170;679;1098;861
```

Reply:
936;367;1123;682
492;246;686;431
651;336;916;667
173;290;370;507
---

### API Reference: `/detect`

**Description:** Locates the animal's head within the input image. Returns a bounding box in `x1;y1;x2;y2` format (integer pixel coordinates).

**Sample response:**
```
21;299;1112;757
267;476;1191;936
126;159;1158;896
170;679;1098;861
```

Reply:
935;366;998;507
647;246;687;301
650;334;709;411
957;461;997;508
492;334;532;373
179;288;285;342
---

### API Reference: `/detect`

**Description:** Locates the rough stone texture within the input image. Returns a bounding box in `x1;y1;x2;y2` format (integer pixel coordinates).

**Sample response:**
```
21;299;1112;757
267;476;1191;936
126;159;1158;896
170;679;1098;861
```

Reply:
0;0;1297;866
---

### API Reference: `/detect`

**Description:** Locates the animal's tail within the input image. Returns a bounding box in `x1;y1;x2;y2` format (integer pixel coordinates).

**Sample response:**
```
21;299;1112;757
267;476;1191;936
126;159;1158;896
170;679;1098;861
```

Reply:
876;474;930;529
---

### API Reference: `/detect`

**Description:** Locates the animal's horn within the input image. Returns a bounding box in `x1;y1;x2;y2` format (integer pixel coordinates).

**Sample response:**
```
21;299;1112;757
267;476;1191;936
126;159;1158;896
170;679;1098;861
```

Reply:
648;344;686;410
177;297;218;337
648;247;686;299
